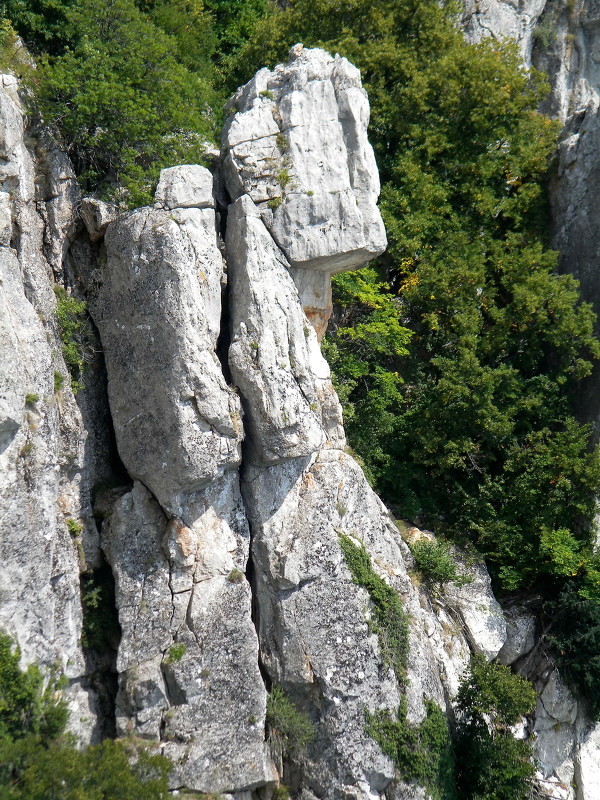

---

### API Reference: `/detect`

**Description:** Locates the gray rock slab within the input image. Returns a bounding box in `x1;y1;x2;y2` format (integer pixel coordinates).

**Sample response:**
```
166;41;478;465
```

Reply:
106;477;275;792
245;447;454;798
154;164;215;210
93;205;242;513
222;45;386;273
227;195;344;464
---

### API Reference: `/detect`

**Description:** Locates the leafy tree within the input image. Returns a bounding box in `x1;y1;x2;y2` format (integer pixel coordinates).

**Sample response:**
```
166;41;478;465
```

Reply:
19;0;217;204
455;655;536;800
0;630;171;798
546;580;600;719
0;632;67;743
0;0;73;54
232;0;600;594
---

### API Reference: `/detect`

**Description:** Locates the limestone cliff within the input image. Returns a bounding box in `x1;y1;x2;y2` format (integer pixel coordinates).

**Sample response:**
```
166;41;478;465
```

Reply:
0;36;597;800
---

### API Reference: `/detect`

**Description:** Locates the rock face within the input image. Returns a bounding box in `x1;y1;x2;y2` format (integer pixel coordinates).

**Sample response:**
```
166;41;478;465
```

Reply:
3;35;600;800
0;71;99;744
222;44;387;338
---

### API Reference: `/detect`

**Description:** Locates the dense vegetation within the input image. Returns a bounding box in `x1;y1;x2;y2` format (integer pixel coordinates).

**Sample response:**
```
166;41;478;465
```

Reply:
0;632;171;798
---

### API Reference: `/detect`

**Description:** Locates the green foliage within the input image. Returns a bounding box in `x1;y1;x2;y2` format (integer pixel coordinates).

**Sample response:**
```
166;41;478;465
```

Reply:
266;687;314;758
267;196;282;210
235;0;600;612
80;567;120;651
24;393;38;406
0;629;171;798
227;567;245;583
366;700;457;800
277;167;291;188
53;285;93;394
408;538;471;591
166;643;186;663
0;0;72;54
26;0;216;204
455;655;536;800
546;581;600;719
53;371;64;393
65;518;82;538
339;534;409;683
0;736;172;798
0;632;67;743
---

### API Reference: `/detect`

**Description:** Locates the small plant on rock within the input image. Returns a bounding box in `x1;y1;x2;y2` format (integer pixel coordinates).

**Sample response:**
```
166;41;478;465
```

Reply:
266;686;314;758
166;643;186;663
408;537;471;591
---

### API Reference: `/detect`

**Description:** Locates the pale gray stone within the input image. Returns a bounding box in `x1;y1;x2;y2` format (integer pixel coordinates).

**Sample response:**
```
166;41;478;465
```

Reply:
93;204;242;513
227;194;344;464
462;0;547;66
80;197;118;242
0;75;93;740
222;46;386;272
106;476;275;792
154;164;214;210
443;552;506;661
245;448;459;798
497;608;537;665
222;45;386;336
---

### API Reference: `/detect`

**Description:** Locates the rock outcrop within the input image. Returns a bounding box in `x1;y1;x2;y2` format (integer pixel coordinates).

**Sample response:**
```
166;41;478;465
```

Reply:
3;30;600;800
222;44;386;338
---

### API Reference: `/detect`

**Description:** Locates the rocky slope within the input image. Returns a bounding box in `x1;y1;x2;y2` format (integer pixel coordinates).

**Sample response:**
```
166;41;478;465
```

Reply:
0;32;599;800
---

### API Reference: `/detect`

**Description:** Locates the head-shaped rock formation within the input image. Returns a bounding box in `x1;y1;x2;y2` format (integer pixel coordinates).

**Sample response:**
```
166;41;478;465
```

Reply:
222;44;387;338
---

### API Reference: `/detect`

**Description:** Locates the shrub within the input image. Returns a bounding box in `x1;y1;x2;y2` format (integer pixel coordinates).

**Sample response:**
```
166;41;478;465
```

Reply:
0;632;67;743
366;699;457;800
80;566;120;651
53;371;64;392
339;533;409;683
53;285;93;394
66;518;82;538
455;655;536;800
408;538;471;590
227;567;245;583
24;393;39;406
32;0;217;205
546;581;600;719
266;686;314;758
165;643;186;663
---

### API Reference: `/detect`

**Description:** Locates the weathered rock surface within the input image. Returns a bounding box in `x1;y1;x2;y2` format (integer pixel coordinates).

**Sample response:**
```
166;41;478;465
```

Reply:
222;45;387;338
228;194;345;464
92;181;242;514
154;164;214;210
0;72;97;742
462;0;547;66
5;28;600;800
104;478;275;793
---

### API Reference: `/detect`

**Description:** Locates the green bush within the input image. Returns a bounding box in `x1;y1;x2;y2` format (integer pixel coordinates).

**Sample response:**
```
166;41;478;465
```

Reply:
546;581;600;719
0;632;67;743
366;699;457;800
29;0;216;205
53;285;93;394
266;687;314;758
339;533;409;683
0;629;171;798
165;643;186;663
408;538;471;590
80;567;120;651
455;655;536;800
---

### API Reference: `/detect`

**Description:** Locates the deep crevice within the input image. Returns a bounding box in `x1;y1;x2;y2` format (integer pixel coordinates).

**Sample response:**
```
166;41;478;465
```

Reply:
79;558;121;741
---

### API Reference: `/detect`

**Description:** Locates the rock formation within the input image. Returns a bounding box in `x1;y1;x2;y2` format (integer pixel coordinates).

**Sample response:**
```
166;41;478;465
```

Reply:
1;29;600;800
